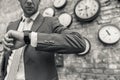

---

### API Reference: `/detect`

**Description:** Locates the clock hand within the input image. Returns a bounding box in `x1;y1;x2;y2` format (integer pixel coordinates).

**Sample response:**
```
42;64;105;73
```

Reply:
78;9;83;11
85;6;87;10
57;0;61;4
106;30;111;35
85;6;89;17
86;6;89;10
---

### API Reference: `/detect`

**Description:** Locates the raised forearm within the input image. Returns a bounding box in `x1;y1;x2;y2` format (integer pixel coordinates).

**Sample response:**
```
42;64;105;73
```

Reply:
35;32;86;54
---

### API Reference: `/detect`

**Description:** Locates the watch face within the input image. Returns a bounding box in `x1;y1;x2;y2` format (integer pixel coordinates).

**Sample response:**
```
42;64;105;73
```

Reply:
53;0;67;8
74;0;100;21
99;25;120;44
58;13;72;28
43;8;55;17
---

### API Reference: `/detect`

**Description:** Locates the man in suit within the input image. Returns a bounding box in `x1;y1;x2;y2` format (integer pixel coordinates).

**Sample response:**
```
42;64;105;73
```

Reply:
1;0;86;80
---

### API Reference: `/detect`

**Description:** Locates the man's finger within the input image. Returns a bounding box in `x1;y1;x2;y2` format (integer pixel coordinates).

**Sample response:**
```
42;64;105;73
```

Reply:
4;34;14;42
2;38;14;48
3;43;11;51
7;30;24;42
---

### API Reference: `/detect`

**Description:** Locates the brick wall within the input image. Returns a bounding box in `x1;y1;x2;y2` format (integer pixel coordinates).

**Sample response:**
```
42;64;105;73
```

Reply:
1;0;120;80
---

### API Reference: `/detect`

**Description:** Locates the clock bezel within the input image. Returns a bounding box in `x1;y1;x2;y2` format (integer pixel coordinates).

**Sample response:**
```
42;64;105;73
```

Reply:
98;24;120;45
53;0;67;9
76;37;91;56
74;0;101;22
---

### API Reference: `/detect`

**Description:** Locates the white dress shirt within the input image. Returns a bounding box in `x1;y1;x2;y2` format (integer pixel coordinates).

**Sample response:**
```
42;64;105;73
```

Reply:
5;12;39;80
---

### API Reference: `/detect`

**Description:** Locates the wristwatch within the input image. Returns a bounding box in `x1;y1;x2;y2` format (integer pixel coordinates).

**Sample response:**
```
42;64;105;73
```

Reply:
23;30;32;44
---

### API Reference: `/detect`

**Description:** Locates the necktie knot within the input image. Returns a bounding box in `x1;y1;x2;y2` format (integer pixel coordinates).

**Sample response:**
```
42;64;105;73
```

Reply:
26;18;32;23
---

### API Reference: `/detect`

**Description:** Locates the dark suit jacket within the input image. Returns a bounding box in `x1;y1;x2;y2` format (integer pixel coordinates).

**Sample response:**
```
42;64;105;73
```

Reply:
1;13;86;80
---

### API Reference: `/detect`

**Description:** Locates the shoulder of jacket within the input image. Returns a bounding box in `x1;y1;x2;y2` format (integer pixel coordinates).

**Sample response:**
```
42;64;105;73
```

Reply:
44;17;58;22
7;19;21;32
9;19;21;25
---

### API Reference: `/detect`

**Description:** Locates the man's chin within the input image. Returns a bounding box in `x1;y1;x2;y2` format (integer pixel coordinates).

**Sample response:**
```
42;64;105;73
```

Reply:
24;11;35;17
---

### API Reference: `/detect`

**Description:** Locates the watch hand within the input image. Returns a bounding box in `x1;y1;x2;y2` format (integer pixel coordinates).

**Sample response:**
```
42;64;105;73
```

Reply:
106;30;111;35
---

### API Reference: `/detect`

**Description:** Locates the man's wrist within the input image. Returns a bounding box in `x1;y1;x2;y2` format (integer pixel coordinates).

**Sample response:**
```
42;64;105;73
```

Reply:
30;32;37;47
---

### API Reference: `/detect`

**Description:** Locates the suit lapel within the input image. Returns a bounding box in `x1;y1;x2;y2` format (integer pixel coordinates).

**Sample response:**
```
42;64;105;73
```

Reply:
31;13;44;32
10;13;44;32
24;14;44;64
10;19;22;31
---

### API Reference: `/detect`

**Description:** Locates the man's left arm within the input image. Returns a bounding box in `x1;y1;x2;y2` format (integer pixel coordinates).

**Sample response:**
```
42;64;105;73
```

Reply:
3;18;86;54
34;32;86;54
33;18;86;54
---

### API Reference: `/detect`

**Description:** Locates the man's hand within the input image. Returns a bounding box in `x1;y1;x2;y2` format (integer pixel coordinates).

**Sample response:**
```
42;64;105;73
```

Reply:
2;30;25;51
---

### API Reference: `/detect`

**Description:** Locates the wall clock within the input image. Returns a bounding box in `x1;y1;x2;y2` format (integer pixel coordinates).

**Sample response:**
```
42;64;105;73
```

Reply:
53;0;67;9
77;38;91;56
74;0;100;22
58;13;72;28
98;24;120;44
43;8;55;17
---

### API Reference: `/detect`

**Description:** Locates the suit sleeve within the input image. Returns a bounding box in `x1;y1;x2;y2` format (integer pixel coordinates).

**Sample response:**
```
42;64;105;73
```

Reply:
35;17;86;54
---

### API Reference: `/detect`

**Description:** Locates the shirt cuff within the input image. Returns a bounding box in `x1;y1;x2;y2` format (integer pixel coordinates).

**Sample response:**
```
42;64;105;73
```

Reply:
30;32;37;47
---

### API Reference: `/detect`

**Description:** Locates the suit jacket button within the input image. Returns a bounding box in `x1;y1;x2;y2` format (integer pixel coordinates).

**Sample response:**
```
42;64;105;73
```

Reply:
49;40;54;44
44;40;48;43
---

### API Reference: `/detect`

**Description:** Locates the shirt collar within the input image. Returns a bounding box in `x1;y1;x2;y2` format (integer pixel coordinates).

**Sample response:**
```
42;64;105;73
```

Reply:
22;11;40;22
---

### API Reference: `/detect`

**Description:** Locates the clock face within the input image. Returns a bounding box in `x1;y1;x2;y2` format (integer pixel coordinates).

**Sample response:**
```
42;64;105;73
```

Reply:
77;38;91;56
74;0;100;22
58;13;72;28
43;8;55;17
98;25;120;44
53;0;67;8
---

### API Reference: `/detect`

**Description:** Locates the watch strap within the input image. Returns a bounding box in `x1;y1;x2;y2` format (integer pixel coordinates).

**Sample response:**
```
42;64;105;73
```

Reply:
23;30;31;44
